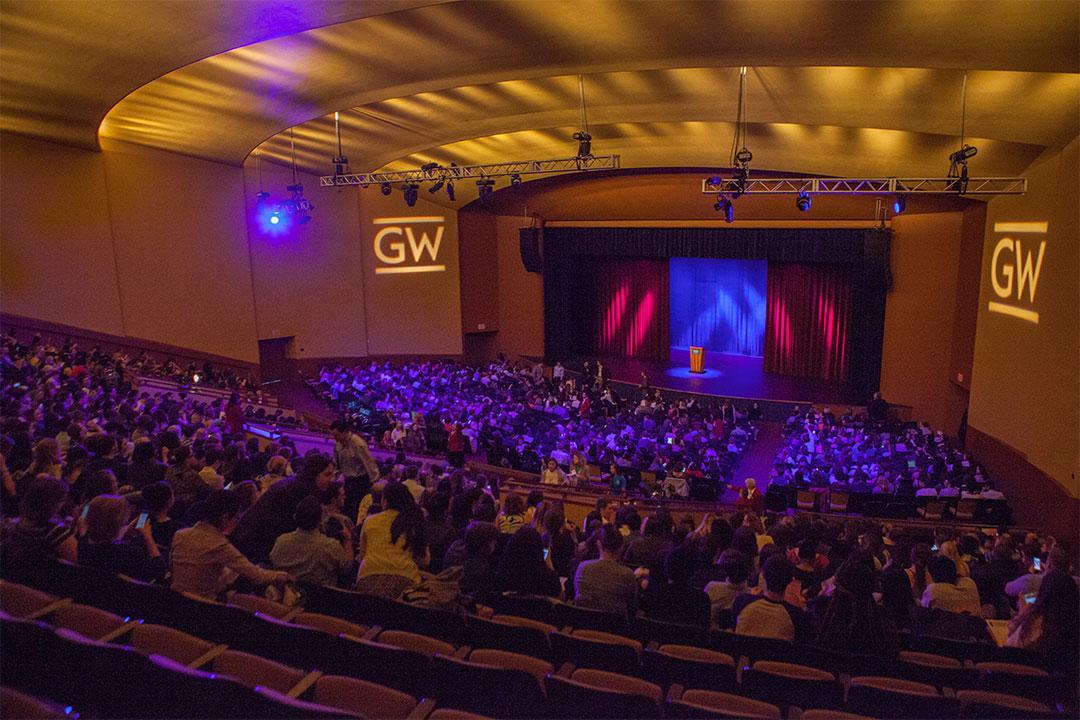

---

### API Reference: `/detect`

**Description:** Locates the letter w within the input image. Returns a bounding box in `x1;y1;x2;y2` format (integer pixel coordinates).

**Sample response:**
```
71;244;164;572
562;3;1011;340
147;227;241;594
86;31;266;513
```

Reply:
406;226;443;263
1015;240;1046;303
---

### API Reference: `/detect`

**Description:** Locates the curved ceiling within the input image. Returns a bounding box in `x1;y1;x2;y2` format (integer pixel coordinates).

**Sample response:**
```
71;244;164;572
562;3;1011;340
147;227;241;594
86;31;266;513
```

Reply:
2;0;1077;197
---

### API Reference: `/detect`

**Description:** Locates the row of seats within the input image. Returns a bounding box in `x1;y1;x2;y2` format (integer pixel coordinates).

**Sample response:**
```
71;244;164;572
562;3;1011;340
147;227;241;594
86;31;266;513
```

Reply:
3;569;1068;720
3;579;1061;720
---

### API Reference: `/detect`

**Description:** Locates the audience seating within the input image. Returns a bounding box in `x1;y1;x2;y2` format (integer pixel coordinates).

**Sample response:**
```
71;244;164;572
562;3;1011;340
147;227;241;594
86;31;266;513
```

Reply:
550;628;643;675
553;602;631;636
480;592;559;624
954;689;1061;719
636;615;711;648
666;687;781;719
468;613;555;660
432;651;550;718
311;675;420;719
546;668;663;719
0;685;76;719
225;591;297;620
897;650;978;690
3;570;1074;719
742;660;842;712
846;676;960;719
642;644;737;693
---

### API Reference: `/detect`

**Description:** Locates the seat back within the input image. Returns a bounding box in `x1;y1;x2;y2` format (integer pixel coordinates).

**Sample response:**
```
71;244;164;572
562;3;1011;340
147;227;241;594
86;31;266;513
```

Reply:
898;650;978;690
744;661;841;711
377;629;457;658
730;633;795;664
550;629;641;675
320;635;434;695
226;591;294;619
635;615;709;648
976;662;1058;705
211;649;307;694
828;491;850;513
0;685;75;719
249;685;362;719
483;593;559;624
956;689;1059;719
0;580;59;619
643;644;736;692
554;603;630;636
545;670;662;719
669;689;780;720
245;611;338;670
468;614;554;660
314;674;418;720
48;602;127;640
847;676;959;719
129;622;218;667
432;653;548;719
392;599;468;645
292;611;369;638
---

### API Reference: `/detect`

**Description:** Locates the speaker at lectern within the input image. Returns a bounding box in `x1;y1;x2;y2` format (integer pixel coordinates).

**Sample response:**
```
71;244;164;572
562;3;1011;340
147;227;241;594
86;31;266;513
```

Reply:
689;346;705;373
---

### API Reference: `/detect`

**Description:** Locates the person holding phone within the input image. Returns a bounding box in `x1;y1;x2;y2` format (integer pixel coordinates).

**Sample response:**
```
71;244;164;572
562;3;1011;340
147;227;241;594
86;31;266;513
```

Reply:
77;494;166;582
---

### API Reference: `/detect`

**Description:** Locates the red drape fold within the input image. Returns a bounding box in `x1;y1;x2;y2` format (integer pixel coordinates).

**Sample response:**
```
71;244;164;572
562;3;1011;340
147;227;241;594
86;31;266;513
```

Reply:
591;259;669;361
764;263;852;382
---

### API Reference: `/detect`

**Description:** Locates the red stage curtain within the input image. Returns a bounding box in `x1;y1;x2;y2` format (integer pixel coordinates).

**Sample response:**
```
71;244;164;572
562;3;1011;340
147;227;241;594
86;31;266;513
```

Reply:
764;263;852;382
591;259;669;361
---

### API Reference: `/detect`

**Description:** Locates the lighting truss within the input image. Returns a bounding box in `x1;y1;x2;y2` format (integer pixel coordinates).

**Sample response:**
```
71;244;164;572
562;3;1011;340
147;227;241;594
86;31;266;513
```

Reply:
320;155;621;187
701;177;1027;195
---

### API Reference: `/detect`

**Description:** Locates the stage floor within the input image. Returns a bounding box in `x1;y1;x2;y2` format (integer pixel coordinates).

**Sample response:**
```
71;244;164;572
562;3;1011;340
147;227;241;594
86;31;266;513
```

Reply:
599;348;859;405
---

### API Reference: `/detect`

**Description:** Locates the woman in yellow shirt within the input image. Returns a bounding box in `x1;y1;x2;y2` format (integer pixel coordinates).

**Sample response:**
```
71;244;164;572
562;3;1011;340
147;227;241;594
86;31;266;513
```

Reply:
355;481;429;598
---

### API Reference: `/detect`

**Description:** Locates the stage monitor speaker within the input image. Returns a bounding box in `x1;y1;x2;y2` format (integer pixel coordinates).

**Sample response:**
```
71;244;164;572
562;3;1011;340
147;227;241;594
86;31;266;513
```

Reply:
519;227;543;273
690;478;719;502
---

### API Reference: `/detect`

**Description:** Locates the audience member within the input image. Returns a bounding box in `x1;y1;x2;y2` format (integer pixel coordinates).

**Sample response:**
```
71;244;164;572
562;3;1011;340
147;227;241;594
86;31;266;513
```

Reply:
573;523;638;619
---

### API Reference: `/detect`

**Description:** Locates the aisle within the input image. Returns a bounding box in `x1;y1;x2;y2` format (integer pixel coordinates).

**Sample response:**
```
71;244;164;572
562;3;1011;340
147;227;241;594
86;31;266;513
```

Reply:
733;421;785;492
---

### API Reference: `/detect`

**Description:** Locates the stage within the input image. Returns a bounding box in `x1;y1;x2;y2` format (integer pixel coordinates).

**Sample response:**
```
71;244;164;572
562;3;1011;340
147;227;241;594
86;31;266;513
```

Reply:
598;347;860;406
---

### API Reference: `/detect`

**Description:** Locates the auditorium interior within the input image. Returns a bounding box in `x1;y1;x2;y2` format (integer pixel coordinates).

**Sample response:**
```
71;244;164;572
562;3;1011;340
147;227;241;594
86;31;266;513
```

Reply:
1;2;1078;719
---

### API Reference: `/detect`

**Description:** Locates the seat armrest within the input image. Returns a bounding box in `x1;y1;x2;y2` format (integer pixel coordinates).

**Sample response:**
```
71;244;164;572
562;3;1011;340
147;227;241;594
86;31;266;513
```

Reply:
188;644;227;669
453;645;471;659
362;625;381;640
665;684;684;703
287;670;323;699
25;597;73;620
99;619;140;643
556;662;576;677
407;698;436;720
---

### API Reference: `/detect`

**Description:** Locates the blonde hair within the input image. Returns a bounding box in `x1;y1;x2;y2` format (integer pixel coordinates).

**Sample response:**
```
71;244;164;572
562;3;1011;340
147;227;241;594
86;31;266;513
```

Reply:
940;539;970;577
86;495;130;544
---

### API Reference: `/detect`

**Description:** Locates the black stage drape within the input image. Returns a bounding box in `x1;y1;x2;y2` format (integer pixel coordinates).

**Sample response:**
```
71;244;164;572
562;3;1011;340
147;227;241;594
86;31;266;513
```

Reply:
543;227;890;400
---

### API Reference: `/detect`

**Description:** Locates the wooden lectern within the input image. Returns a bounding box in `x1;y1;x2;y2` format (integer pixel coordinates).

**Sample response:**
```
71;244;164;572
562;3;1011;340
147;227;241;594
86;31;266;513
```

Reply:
689;346;706;373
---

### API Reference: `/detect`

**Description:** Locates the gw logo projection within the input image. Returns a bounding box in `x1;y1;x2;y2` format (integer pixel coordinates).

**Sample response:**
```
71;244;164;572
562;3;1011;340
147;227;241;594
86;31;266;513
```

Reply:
988;222;1047;325
373;216;446;274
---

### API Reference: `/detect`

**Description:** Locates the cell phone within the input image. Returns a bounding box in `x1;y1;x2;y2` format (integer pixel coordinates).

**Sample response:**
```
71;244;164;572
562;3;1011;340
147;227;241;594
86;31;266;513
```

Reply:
1032;557;1041;571
907;460;917;469
666;436;674;445
931;544;939;552
224;482;235;491
135;512;149;529
80;504;90;520
543;548;550;561
1023;593;1036;605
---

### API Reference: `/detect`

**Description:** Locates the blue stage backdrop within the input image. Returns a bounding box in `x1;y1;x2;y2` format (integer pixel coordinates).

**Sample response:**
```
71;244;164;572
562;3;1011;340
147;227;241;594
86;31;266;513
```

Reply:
669;258;767;357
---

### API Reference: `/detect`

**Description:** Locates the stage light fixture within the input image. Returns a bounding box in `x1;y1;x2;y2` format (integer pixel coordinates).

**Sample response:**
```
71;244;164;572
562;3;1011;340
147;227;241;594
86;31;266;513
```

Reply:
446;181;456;202
893;194;906;214
510;174;522;186
269;211;281;225
572;131;592;159
713;195;734;224
403;184;419;207
429;178;444;194
476;178;495;203
255;191;271;205
796;190;812;212
381;182;392;196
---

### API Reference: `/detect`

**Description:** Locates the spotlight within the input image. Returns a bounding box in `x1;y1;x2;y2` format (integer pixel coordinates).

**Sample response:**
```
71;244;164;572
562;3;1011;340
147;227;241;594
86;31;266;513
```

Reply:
192;373;201;384
572;131;592;158
332;155;349;176
510;174;522;186
403;184;419;207
381;182;392;196
446;181;455;202
893;194;906;214
476;178;495;203
713;195;734;224
269;212;281;225
796;190;811;212
735;147;753;166
949;144;978;164
429;178;445;194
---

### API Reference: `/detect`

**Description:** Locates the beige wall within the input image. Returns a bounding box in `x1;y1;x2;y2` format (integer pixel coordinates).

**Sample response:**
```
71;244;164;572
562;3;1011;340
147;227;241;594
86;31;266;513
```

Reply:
100;139;259;362
243;160;369;359
495;214;544;358
880;210;973;433
969;138;1079;497
1;134;125;336
357;189;462;356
